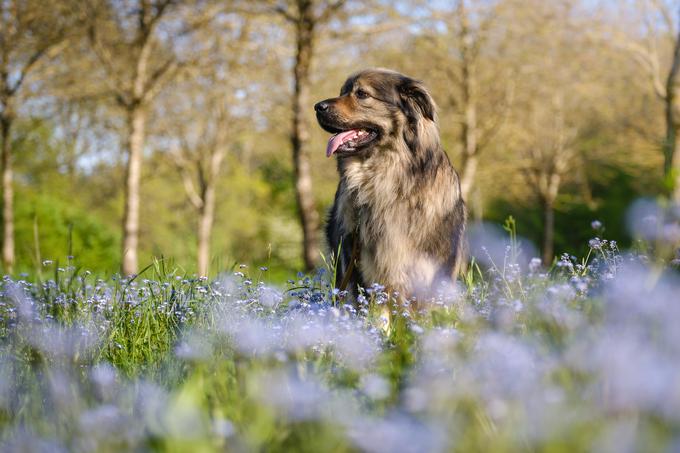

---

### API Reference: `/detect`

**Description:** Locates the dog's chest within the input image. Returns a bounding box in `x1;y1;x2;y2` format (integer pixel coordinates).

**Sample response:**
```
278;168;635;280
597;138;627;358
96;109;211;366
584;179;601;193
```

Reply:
336;158;421;288
337;158;406;233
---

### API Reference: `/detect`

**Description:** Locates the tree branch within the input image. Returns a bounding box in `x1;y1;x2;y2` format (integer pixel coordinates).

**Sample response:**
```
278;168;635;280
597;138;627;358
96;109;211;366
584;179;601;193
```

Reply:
142;57;180;103
319;0;347;24
171;144;204;210
273;4;297;24
87;24;131;105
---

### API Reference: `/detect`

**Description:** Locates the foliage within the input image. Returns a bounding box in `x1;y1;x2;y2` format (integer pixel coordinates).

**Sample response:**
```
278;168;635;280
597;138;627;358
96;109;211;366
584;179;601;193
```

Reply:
1;1;673;278
486;160;664;260
14;190;119;276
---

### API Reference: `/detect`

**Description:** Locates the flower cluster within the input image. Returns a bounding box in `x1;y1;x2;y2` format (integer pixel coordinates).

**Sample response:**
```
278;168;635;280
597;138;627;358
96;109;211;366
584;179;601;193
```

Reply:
1;209;680;451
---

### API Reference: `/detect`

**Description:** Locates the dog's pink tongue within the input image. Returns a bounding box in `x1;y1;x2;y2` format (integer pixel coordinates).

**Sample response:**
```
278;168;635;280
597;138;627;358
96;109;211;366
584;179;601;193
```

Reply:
326;130;358;157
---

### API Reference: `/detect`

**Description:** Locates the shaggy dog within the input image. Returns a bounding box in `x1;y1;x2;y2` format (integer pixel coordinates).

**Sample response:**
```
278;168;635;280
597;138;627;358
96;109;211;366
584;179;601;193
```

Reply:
315;68;466;300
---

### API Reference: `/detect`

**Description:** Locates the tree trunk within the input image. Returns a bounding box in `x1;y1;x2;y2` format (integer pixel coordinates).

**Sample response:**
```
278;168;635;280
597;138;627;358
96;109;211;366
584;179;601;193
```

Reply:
540;170;561;265
121;106;146;275
457;0;478;203
197;183;215;277
666;105;680;201
459;90;478;201
542;197;555;265
459;151;477;202
291;3;320;271
664;28;680;200
1;116;14;274
663;88;678;197
674;130;680;201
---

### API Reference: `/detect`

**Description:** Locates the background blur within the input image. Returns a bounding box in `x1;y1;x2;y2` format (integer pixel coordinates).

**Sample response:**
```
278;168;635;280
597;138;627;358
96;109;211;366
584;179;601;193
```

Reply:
1;0;677;280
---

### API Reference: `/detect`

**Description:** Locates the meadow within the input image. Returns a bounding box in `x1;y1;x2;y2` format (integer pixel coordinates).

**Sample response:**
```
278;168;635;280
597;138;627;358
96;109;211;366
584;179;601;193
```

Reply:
3;1;680;451
0;204;679;453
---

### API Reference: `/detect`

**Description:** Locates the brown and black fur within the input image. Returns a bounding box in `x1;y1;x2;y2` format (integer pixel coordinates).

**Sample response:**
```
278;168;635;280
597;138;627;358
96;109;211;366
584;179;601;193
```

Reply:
315;68;466;299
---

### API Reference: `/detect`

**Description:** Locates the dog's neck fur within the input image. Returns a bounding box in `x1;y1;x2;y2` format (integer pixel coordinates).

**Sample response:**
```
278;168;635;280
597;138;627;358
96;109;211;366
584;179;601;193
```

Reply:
337;121;453;211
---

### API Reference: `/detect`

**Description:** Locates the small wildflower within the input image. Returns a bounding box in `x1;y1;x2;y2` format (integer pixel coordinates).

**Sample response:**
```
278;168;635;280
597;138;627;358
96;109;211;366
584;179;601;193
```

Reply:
588;238;602;249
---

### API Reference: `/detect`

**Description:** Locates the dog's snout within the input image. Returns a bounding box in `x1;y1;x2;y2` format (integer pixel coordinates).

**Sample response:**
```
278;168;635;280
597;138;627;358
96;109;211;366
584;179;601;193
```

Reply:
315;101;329;112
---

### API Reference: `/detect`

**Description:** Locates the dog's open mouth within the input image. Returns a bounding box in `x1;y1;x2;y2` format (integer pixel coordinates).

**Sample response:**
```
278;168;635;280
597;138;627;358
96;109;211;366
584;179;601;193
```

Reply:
325;129;378;157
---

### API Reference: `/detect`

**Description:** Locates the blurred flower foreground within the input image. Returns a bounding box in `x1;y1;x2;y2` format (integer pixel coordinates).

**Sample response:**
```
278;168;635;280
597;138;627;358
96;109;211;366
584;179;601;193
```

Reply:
1;205;680;452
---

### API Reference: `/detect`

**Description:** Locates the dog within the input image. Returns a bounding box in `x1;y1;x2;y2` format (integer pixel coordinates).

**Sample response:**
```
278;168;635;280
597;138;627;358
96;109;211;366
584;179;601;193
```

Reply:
315;68;466;301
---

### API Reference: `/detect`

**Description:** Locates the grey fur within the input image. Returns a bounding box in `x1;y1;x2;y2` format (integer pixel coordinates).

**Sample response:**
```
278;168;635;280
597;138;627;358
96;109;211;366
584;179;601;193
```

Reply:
316;68;467;299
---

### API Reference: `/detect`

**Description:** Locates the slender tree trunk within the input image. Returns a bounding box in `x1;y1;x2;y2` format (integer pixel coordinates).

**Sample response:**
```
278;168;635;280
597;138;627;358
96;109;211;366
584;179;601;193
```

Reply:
291;4;320;271
542;197;555;265
197;183;215;277
663;101;675;179
674;131;680;201
663;90;678;196
540;171;561;265
664;28;680;200
121;106;146;275
458;77;478;201
457;0;479;202
458;87;481;203
1;116;14;273
459;151;477;202
666;97;680;200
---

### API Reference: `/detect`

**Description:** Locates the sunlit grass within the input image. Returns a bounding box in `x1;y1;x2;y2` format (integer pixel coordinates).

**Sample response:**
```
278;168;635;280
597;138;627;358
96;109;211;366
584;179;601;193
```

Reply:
1;211;679;452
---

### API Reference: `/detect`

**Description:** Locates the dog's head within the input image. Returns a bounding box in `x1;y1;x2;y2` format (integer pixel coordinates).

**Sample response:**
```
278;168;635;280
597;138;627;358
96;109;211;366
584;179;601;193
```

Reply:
315;68;437;158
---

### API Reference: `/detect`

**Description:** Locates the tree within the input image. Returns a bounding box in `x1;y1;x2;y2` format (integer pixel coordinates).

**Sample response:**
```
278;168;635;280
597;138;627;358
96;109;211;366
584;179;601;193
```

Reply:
0;0;74;273
269;0;349;271
506;0;587;263
520;94;576;264
413;0;512;208
447;0;511;203
169;107;230;277
85;0;206;275
609;0;680;200
163;58;243;276
155;8;275;276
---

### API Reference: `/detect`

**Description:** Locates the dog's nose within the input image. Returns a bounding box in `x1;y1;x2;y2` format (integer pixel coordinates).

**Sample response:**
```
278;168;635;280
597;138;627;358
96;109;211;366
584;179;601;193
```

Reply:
315;101;329;112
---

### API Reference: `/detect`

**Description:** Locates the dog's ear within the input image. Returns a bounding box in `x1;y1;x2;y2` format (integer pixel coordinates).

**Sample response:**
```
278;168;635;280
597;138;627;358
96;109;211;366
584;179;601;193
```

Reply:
398;78;436;122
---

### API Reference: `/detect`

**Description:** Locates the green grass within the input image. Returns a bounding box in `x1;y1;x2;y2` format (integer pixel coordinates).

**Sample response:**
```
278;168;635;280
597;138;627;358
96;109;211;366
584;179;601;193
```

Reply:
0;220;679;452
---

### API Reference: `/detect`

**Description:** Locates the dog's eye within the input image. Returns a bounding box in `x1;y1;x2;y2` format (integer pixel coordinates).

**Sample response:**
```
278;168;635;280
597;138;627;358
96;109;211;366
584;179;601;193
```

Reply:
355;89;369;99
